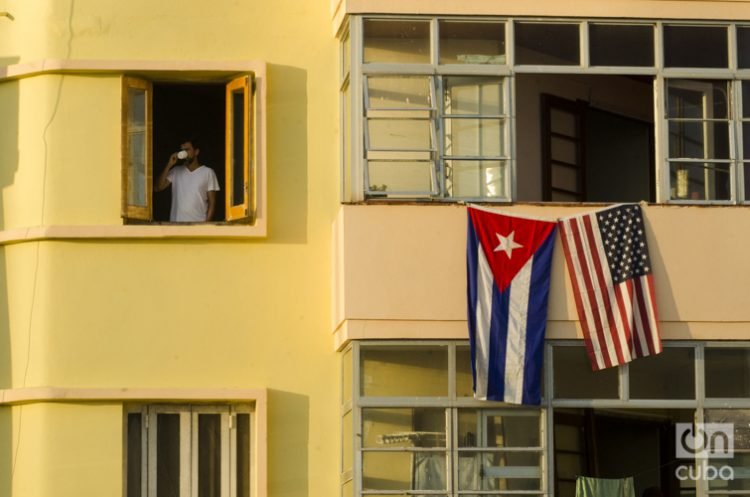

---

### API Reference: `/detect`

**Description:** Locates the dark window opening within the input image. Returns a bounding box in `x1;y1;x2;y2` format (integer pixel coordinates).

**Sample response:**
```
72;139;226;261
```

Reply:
515;74;654;202
152;83;226;222
554;408;695;497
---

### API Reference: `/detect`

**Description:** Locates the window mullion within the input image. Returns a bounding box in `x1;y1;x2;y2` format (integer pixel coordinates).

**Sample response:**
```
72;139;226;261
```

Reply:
222;412;231;497
186;410;195;497
148;409;158;497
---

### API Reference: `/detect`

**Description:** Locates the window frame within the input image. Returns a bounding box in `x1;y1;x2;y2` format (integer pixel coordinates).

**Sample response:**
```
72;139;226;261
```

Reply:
345;341;750;497
121;72;257;225
343;16;750;204
125;403;254;497
225;74;255;223
121;76;153;221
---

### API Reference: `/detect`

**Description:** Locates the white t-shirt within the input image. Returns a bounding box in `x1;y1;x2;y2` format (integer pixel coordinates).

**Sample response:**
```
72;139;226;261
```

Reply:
166;165;220;222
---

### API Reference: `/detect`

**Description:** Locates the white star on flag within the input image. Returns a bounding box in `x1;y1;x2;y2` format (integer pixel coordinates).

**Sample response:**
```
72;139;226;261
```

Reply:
494;231;523;258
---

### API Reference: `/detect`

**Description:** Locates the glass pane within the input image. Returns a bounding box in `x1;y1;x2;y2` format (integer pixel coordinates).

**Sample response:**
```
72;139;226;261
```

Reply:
367;161;434;194
367;76;432;109
745;162;750;201
553;346;619;399
439;21;506;65
551;136;578;164
515;23;580;65
551;165;580;193
363;408;445;448
589;24;654;66
363;451;447;491
364;19;430;64
367;119;432;151
550;108;576;136
669;162;731;201
127;413;142;497
128;131;147;207
342;410;353;472
705;409;750;490
444;118;504;157
342;33;351;77
444;77;504;115
231;90;245;207
664;25;728;68
739;27;750;69
668;121;730;160
360;346;448;397
236;414;250;497
456;346;474;397
630;347;695;399
446;160;507;198
706;349;750;397
198;414;221;497
744;82;750;118
157;414;181;497
342;348;352;404
554;424;582;452
667;80;729;119
127;87;147;208
458;452;541;491
556;452;582;480
128;88;146;127
458;410;540;448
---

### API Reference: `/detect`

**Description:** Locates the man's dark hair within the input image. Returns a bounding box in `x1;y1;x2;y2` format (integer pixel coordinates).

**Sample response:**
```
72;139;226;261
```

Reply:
182;137;199;150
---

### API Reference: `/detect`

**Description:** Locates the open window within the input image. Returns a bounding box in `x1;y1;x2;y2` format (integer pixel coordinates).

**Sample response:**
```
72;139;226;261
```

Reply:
122;73;256;224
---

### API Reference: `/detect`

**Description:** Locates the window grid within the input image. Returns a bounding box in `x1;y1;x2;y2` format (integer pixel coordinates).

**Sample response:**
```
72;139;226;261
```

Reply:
344;16;750;203
347;341;750;497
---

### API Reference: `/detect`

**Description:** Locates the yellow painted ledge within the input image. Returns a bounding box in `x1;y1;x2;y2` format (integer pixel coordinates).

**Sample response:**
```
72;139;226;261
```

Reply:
0;386;266;405
0;223;267;245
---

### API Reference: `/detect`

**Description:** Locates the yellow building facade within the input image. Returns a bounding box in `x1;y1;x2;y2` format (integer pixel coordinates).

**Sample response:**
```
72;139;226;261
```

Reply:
1;1;750;497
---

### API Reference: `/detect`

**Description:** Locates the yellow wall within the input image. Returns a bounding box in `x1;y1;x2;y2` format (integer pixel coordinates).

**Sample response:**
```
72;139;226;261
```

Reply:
0;1;341;496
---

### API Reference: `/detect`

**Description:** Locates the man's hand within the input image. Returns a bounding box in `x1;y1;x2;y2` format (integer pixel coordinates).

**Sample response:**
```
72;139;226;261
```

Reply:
155;153;179;192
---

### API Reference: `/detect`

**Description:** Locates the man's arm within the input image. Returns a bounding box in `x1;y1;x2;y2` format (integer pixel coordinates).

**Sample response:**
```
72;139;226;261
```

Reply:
155;153;179;192
206;190;217;221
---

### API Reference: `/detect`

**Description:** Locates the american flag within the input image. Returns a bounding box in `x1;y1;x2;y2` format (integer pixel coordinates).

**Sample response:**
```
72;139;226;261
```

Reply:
558;204;661;371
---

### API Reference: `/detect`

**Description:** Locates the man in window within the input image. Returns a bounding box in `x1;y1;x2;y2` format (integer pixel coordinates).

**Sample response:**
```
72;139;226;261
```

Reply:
155;138;220;222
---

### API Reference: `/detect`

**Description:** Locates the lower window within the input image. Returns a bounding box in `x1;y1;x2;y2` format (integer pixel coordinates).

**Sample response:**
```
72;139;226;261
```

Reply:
126;404;252;497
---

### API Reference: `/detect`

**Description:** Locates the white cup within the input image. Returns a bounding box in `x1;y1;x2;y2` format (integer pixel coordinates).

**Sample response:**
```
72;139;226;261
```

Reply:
177;150;188;160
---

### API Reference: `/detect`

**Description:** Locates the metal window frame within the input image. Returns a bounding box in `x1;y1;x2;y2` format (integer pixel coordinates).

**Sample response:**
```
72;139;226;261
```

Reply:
352;341;547;497
348;340;750;497
342;15;750;204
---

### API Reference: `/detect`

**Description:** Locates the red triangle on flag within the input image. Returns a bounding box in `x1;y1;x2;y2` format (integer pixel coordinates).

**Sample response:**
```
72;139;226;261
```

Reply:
469;208;556;292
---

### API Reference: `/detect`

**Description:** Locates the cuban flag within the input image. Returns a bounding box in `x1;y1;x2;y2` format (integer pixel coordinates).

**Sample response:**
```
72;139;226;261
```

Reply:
467;206;557;405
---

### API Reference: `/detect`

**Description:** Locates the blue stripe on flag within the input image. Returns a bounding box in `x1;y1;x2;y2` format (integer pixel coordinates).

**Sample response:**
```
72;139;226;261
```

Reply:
466;214;479;392
521;229;556;405
487;281;510;401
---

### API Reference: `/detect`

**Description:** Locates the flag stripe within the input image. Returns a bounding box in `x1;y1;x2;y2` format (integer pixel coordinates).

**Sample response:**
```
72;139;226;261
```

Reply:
558;204;662;371
559;218;606;370
645;275;662;354
504;256;533;404
582;215;629;366
474;242;493;400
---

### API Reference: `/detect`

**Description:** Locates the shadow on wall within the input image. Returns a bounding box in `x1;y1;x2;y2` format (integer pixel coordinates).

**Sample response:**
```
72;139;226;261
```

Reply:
0;55;19;497
265;64;308;245
267;390;309;497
